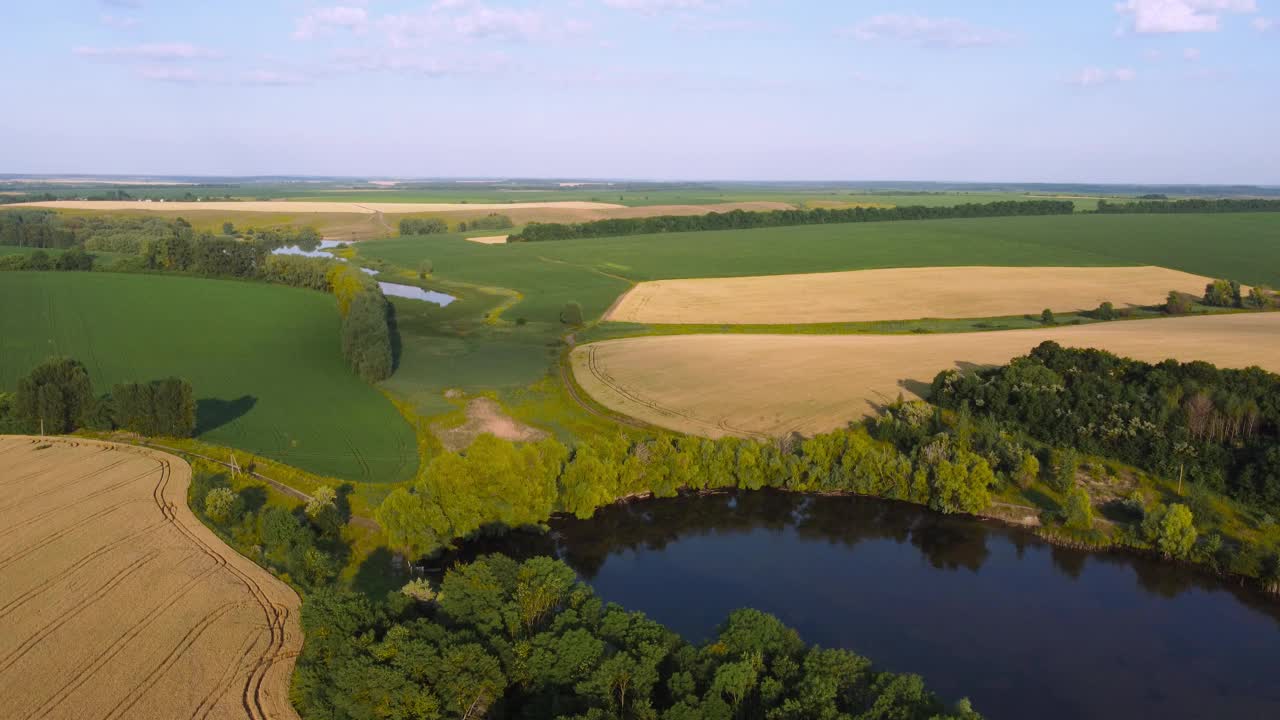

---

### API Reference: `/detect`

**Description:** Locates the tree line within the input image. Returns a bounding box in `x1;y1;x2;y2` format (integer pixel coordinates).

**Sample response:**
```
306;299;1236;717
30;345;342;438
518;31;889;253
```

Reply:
931;341;1280;512
0;211;395;385
1096;198;1280;214
508;200;1077;242
399;213;514;236
294;554;981;720
0;357;195;438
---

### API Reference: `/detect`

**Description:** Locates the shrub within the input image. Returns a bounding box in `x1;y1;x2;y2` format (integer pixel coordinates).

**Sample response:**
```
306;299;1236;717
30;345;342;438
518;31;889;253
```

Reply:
560;301;584;326
205;487;241;524
1062;487;1094;530
1165;290;1194;315
1248;285;1274;309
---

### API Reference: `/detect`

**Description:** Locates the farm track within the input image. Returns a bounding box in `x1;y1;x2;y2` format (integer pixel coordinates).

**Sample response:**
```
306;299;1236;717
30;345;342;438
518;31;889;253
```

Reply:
0;436;302;720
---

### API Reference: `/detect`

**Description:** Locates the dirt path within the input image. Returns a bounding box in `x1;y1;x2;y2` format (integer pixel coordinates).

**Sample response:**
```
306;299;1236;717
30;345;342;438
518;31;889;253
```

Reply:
0;436;302;720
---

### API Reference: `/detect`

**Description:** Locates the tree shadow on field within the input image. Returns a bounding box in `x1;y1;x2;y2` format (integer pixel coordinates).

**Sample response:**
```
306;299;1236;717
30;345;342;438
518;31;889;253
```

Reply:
196;395;258;434
335;483;355;524
386;302;403;372
239;485;268;515
353;546;404;598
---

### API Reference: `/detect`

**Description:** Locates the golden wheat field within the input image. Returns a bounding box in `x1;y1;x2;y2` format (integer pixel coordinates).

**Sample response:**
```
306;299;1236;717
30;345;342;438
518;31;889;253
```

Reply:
0;436;300;720
605;266;1215;325
9;200;625;214
572;312;1280;439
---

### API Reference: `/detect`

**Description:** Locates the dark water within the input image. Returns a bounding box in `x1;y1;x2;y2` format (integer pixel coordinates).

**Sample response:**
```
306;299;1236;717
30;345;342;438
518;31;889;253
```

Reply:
470;490;1280;720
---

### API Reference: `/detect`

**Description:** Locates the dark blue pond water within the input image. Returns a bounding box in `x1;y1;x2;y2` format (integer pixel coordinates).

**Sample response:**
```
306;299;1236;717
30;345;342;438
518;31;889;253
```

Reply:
476;491;1280;720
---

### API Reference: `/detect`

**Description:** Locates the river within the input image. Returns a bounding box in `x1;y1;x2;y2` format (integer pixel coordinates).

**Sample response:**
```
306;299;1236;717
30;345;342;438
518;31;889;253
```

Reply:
467;490;1280;720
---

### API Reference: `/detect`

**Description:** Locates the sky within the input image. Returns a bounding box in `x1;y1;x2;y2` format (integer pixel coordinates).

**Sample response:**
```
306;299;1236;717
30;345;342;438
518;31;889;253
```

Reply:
1;0;1277;183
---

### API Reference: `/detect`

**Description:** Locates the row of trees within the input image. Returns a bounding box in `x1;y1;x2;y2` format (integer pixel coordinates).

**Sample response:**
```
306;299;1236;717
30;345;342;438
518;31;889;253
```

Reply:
1;357;195;437
457;213;513;232
0;247;95;272
1202;278;1275;309
399;218;450;235
378;411;1004;563
931;341;1280;511
295;554;981;720
1096;198;1280;213
0;210;397;386
510;200;1077;242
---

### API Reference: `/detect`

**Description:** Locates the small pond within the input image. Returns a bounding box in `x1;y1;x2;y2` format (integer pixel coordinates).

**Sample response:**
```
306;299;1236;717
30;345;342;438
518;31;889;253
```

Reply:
467;490;1280;720
270;242;455;306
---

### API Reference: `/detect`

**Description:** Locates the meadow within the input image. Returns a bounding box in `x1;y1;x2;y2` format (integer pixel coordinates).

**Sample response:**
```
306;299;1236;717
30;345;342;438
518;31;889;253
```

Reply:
0;272;416;482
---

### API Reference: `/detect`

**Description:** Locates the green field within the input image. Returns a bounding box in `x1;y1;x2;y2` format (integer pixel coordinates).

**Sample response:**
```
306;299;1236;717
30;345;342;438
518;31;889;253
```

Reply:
351;212;1280;421
0;272;417;482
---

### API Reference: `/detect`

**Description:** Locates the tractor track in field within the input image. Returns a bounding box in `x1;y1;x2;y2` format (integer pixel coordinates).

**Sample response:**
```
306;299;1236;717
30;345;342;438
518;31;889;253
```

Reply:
0;437;302;720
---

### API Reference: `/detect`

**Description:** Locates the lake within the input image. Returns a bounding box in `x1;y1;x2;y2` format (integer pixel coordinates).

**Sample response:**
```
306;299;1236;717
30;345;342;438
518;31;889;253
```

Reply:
469;490;1280;720
270;242;455;306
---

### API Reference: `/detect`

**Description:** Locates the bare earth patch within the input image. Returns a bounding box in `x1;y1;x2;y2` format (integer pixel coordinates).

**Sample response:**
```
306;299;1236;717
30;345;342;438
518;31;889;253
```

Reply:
466;235;510;245
0;436;300;720
433;398;548;451
606;266;1214;325
572;313;1280;439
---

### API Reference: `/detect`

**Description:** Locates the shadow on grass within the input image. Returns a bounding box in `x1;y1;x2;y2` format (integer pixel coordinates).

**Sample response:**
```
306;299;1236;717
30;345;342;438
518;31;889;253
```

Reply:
353;546;404;599
196;395;257;434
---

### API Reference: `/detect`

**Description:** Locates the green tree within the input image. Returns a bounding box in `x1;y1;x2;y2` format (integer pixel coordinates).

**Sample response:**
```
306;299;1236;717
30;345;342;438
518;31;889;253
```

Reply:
1093;301;1115;320
1203;278;1235;307
26;250;52;270
1047;448;1078;493
1062;487;1093;530
418;259;433;279
1165;290;1194;314
1015;452;1040;489
1039;308;1056;325
1142;503;1198;558
341;291;393;382
204;487;240;524
15;357;93;434
926;450;993;515
1247;285;1274;309
221;221;236;235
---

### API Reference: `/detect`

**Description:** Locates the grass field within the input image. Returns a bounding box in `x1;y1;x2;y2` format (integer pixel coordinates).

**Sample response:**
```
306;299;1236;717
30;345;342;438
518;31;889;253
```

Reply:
572;312;1280;439
606;266;1212;325
0;436;300;720
0;272;417;482
351;212;1280;424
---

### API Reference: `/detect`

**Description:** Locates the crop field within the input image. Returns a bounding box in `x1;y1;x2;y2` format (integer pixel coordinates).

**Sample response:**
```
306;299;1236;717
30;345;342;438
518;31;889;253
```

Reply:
606;266;1212;325
0;436;300;720
572;312;1280;439
351;212;1280;421
0;273;416;482
9;200;626;214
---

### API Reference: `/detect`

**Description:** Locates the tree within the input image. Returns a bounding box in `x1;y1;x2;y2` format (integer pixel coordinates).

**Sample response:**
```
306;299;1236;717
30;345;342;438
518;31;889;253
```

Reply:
1248;285;1274;309
1093;301;1115;320
341;291;393;382
1165;290;1194;315
205;487;240;523
561;301;584;326
15;357;93;434
222;221;236;235
1039;308;1056;325
1203;279;1235;307
1062;487;1093;530
305;485;342;537
926;450;993;515
26;250;52;270
54;247;94;271
1015;452;1040;489
1142;503;1198;558
418;259;433;279
1047;448;1078;493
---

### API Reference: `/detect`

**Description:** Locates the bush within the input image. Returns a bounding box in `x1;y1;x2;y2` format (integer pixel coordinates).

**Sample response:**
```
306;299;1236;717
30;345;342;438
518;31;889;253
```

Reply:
1047;448;1078;493
205;487;241;524
1248;285;1274;309
398;218;449;235
54;247;95;271
1062;487;1094;530
560;301;584;326
1165;290;1194;315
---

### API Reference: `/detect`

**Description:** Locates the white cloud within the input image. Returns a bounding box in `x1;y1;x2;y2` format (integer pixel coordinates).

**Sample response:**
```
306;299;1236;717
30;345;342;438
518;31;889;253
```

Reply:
379;3;587;48
845;14;1014;48
603;0;713;11
137;66;205;84
1069;66;1137;86
1254;17;1276;30
242;69;309;86
1115;0;1256;34
331;48;510;77
100;14;140;29
294;6;369;39
74;43;222;61
1183;46;1201;59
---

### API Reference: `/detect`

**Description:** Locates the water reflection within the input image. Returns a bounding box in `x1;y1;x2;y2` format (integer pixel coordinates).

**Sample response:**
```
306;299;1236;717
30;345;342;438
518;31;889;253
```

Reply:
462;490;1280;720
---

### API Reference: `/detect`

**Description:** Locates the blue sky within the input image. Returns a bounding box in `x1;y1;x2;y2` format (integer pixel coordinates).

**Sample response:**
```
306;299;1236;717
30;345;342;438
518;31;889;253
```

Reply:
2;0;1277;182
